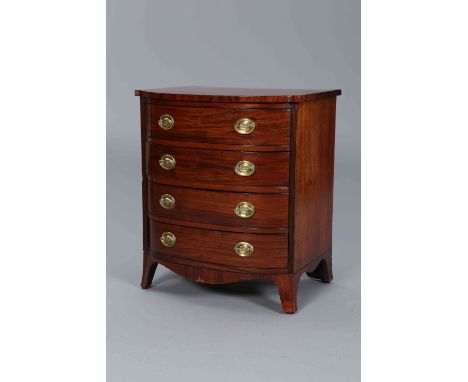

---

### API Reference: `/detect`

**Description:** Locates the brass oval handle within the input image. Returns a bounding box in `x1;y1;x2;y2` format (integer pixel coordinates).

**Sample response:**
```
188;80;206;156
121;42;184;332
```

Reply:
234;160;255;176
159;194;175;210
159;154;176;170
160;232;176;247
234;242;254;257
234;202;255;218
158;114;174;130
234;118;255;135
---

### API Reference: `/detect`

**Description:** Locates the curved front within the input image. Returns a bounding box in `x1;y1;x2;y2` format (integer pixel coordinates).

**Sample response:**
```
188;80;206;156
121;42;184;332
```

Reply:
149;219;288;271
148;182;288;230
146;143;289;193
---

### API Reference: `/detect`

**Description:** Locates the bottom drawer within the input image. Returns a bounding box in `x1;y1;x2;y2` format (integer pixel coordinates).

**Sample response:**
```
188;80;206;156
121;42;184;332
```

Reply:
149;220;288;269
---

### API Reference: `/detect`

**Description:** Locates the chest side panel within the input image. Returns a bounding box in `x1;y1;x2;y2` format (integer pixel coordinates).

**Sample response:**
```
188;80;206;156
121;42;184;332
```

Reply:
292;97;337;272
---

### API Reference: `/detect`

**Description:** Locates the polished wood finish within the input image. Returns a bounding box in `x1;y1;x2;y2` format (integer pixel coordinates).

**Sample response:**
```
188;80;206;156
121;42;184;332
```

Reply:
148;182;288;229
146;99;292;109
291;97;337;272
276;273;301;314
150;104;291;146
139;98;150;252
136;86;340;313
140;251;332;313
147;138;289;152
149;219;288;270
306;250;333;283
150;215;288;234
140;250;157;289
146;143;290;192
136;86;341;103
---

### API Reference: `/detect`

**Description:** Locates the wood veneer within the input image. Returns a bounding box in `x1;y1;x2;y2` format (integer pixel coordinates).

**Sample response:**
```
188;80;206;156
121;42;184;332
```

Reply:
136;86;341;313
136;86;341;103
149;220;288;270
148;182;288;229
150;104;290;145
146;143;290;193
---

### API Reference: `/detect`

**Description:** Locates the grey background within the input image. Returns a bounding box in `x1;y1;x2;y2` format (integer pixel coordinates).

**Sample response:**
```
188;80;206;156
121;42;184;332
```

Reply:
107;0;360;381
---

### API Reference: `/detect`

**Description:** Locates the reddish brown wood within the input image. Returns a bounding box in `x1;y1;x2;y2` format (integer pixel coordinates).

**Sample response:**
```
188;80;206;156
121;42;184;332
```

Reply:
275;273;301;313
147;255;327;313
136;87;340;313
150;104;290;145
135;86;341;103
306;250;333;283
146;99;292;109
149;215;288;234
143;246;332;312
145;256;299;313
147;138;289;152
287;104;298;273
149;219;288;270
153;251;286;274
156;257;271;283
291;98;337;272
141;250;157;289
140;98;150;252
319;100;337;256
146;143;290;193
148;182;288;229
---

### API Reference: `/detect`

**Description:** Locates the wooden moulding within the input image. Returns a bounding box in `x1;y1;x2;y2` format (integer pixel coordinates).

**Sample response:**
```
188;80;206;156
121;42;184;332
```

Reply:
141;249;333;314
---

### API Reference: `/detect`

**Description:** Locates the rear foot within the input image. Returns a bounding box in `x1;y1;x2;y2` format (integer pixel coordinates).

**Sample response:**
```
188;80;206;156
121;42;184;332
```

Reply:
306;255;333;283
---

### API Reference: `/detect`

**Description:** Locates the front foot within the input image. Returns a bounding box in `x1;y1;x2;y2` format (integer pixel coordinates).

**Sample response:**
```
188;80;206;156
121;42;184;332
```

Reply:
140;251;158;289
276;274;300;314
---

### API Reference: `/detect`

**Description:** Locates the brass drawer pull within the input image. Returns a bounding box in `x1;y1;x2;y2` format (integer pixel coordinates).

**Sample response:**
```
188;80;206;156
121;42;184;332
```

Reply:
160;232;176;247
159;194;175;210
159;154;176;170
234;160;255;176
234;242;254;257
158;114;174;130
234;202;255;218
234;118;255;135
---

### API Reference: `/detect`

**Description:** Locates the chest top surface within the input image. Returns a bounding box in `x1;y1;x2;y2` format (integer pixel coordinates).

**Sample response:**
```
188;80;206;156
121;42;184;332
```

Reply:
135;86;341;103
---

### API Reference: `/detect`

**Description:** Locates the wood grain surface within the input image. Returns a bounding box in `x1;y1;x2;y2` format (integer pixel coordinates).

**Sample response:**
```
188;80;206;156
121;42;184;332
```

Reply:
291;97;337;272
137;87;341;313
150;104;290;145
136;86;341;103
148;182;289;229
149;219;288;269
146;143;290;193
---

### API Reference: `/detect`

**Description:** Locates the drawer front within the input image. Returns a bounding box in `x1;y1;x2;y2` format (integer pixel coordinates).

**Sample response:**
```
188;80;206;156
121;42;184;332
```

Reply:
150;105;290;146
146;144;289;192
148;183;288;229
150;220;288;269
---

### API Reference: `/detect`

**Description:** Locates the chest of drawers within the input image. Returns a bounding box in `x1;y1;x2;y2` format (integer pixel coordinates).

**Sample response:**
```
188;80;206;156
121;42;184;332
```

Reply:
135;86;341;313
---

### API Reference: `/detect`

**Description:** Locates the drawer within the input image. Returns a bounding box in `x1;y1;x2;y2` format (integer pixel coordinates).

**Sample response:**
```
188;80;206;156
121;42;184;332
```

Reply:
149;220;288;269
148;183;288;229
146;143;289;192
149;105;290;146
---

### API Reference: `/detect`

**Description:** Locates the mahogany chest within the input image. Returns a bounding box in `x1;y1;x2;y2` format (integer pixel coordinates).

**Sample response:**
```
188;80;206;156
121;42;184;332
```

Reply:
135;86;341;313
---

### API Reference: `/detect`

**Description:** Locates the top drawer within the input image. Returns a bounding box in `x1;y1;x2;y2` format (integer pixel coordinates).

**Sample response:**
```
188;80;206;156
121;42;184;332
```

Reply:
149;105;291;146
